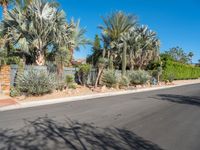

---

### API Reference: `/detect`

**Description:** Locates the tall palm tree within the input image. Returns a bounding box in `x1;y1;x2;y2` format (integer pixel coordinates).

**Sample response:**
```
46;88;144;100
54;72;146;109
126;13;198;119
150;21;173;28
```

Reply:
0;0;70;65
68;19;91;63
100;11;137;71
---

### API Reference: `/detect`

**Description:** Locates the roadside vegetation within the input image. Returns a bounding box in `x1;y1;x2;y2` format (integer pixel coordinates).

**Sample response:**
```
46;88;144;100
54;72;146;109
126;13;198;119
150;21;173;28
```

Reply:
0;0;199;98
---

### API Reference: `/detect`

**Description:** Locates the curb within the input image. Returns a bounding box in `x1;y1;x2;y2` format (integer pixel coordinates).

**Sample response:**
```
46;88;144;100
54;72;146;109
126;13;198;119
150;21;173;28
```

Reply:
0;82;199;112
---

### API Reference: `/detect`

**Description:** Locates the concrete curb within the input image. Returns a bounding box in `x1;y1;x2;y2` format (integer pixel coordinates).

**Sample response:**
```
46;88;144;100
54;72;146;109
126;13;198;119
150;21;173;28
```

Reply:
0;82;200;112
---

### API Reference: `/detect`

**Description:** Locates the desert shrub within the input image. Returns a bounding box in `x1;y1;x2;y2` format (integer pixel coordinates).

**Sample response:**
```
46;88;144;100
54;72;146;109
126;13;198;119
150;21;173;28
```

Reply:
10;86;21;97
102;70;117;87
162;60;200;80
55;79;66;91
16;68;56;96
128;70;151;85
167;73;175;83
65;74;77;89
77;64;90;86
68;83;77;89
119;76;130;87
65;74;74;84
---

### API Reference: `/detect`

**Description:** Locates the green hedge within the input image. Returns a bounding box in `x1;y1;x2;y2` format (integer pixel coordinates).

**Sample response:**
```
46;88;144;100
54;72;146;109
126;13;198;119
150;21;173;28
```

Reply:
162;60;200;80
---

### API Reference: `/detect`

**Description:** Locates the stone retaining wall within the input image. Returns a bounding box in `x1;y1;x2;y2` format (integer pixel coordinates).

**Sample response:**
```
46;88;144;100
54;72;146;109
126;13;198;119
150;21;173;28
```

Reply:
0;65;10;95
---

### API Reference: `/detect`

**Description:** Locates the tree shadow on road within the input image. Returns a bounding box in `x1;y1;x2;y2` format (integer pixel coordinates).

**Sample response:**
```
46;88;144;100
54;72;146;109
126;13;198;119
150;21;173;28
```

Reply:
0;116;163;150
155;94;200;107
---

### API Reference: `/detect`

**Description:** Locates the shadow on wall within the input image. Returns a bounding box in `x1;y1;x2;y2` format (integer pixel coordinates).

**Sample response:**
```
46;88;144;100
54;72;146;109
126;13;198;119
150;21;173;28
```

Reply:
155;94;200;107
0;117;163;150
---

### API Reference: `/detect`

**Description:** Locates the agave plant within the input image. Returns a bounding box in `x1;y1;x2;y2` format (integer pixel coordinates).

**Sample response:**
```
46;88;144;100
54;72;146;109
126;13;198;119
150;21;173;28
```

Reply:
0;0;70;65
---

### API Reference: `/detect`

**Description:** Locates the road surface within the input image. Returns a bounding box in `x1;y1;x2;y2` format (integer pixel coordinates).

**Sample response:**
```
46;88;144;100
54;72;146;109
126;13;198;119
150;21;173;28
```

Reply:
0;84;200;150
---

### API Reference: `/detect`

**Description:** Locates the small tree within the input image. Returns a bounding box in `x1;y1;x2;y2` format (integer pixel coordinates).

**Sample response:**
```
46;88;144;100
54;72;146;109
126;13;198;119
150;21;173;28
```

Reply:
87;35;102;66
55;46;70;78
77;64;90;86
94;57;107;88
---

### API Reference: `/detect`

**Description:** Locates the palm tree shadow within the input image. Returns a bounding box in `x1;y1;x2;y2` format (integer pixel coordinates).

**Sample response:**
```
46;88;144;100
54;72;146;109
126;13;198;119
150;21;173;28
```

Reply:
154;94;200;107
0;117;163;150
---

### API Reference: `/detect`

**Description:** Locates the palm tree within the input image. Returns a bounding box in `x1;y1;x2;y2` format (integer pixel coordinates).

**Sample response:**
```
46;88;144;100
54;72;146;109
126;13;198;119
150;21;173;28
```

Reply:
68;19;91;63
100;11;137;71
0;0;70;65
55;46;70;77
0;0;14;17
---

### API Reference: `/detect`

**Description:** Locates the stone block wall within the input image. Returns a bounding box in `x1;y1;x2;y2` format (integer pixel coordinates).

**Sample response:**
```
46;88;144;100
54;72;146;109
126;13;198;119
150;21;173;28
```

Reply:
0;65;11;95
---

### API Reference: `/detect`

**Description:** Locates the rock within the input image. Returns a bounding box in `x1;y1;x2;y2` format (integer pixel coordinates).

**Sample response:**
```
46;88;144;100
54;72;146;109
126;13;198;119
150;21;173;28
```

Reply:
101;85;107;92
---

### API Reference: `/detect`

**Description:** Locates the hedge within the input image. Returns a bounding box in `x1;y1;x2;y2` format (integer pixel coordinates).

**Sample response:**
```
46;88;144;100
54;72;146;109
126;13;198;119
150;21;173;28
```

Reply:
162;60;200;80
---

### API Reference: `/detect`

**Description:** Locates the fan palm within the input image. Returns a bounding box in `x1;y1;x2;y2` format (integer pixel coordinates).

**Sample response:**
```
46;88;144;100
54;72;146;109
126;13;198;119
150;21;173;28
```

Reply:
0;0;70;65
68;19;91;63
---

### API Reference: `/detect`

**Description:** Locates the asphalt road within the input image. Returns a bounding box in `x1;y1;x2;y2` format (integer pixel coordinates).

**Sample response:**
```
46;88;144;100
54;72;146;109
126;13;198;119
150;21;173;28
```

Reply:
0;84;200;150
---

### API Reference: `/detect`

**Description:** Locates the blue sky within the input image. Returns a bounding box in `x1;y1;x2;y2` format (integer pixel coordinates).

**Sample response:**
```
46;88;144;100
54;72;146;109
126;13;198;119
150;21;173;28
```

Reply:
1;0;200;63
58;0;200;63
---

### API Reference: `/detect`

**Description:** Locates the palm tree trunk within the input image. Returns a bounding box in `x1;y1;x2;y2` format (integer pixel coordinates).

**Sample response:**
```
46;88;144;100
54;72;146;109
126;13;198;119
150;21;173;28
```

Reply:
122;42;127;76
94;67;103;88
70;48;74;64
35;49;45;66
109;55;114;70
130;50;134;71
2;2;8;18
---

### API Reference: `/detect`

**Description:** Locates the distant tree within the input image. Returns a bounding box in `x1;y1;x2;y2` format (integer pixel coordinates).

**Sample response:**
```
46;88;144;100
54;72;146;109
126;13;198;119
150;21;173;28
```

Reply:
164;47;193;64
87;35;102;66
196;59;200;67
188;52;194;63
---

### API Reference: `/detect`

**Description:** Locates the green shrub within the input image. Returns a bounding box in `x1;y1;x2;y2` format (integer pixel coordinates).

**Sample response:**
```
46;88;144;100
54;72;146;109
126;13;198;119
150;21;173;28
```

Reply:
16;68;56;96
65;74;77;89
162;60;200;80
65;74;74;84
102;70;117;87
78;64;90;85
10;86;21;97
128;70;151;85
119;76;130;87
68;83;77;89
55;80;66;91
167;73;175;83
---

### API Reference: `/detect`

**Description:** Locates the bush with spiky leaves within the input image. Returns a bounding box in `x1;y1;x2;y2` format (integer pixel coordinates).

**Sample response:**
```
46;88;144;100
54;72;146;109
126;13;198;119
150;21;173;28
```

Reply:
128;70;151;85
16;68;56;95
119;76;130;88
102;70;117;88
